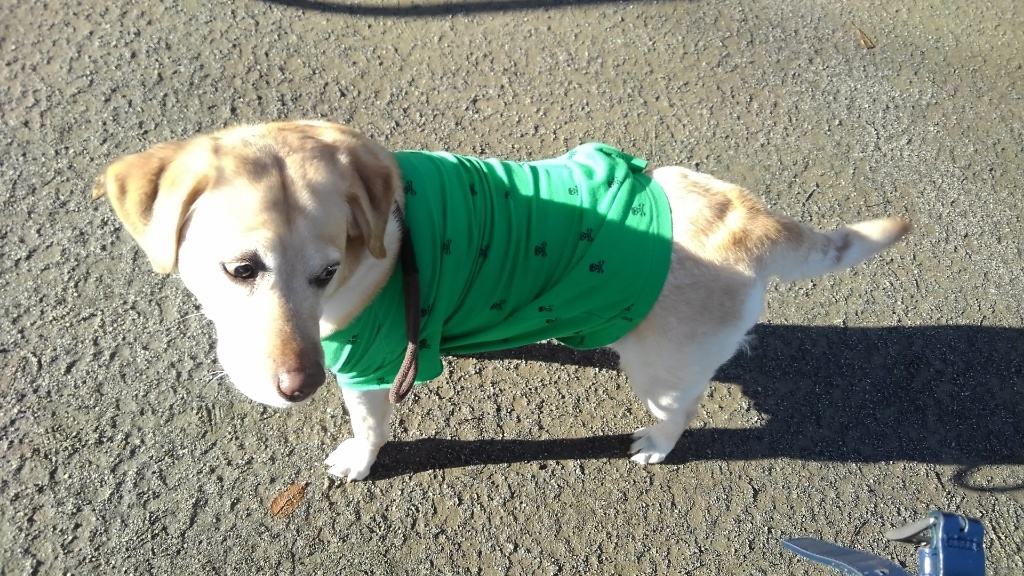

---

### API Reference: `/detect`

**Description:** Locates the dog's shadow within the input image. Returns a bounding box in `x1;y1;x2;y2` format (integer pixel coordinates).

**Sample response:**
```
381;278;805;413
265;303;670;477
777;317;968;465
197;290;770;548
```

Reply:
373;325;1024;484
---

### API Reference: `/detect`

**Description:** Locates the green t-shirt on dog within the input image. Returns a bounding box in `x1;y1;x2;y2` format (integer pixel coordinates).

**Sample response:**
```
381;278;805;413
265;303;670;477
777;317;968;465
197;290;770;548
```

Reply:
321;143;673;391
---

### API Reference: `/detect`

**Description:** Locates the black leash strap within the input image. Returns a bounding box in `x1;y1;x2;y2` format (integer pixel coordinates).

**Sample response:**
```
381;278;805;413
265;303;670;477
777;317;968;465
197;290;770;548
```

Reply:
389;214;420;404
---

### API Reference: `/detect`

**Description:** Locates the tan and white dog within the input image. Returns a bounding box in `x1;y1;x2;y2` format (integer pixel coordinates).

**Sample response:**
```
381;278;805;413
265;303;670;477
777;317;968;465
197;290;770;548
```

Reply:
93;121;910;480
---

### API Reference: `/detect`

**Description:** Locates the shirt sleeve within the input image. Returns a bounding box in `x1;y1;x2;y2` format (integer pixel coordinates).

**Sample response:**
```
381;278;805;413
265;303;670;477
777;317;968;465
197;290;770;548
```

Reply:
321;270;445;391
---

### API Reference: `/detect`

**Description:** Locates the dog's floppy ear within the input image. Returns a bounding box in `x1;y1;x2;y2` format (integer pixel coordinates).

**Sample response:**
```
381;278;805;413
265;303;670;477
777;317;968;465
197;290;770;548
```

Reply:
343;138;399;259
92;140;210;274
294;122;399;260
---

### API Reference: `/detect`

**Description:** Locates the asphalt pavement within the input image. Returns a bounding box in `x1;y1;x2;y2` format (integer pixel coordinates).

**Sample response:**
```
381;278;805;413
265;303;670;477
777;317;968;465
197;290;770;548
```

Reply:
1;0;1021;573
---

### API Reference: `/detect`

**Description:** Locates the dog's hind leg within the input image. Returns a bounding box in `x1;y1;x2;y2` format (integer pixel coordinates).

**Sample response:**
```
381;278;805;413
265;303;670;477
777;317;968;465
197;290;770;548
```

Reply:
615;338;738;465
612;274;766;465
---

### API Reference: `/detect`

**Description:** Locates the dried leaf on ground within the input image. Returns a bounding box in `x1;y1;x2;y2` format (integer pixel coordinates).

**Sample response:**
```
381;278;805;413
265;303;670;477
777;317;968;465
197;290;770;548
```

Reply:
270;482;308;517
851;23;876;49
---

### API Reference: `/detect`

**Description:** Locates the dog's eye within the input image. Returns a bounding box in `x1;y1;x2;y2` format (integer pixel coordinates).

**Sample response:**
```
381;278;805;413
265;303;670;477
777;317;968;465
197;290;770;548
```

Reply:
313;264;338;288
225;262;257;281
221;253;266;283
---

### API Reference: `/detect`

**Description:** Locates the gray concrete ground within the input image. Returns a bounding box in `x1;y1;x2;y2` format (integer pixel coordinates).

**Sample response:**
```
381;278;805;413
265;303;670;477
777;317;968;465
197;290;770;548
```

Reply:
1;0;1022;573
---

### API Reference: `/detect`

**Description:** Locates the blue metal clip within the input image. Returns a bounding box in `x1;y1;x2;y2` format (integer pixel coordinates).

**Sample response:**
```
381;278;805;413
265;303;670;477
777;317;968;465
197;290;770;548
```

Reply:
885;511;985;576
783;510;985;576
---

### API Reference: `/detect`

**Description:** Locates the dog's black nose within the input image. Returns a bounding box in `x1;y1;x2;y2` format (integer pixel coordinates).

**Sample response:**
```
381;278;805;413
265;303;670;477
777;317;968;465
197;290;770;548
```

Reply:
277;366;325;402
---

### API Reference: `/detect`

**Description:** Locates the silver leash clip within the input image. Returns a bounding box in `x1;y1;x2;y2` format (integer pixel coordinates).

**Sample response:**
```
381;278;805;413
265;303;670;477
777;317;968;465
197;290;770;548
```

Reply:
783;510;984;576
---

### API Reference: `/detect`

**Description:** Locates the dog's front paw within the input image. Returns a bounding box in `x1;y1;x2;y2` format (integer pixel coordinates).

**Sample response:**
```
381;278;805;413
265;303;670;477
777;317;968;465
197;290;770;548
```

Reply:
325;438;379;481
629;425;681;465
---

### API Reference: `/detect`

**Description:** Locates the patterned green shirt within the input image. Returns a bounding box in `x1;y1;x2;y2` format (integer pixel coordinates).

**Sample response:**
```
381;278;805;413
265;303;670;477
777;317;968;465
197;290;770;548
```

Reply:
322;143;673;390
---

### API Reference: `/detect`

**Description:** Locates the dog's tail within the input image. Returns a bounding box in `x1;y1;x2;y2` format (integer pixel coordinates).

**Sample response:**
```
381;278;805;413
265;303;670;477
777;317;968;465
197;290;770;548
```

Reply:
765;217;911;282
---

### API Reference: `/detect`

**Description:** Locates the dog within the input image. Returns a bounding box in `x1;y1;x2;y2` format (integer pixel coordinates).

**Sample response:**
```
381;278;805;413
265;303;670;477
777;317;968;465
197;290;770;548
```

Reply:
92;121;910;480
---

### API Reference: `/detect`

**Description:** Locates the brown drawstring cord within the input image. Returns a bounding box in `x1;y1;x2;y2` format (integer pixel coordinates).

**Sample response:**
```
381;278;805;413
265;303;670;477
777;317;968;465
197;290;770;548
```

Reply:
389;210;420;404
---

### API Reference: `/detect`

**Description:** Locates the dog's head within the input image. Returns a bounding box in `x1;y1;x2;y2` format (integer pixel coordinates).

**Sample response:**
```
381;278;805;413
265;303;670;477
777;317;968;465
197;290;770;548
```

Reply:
93;122;401;407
